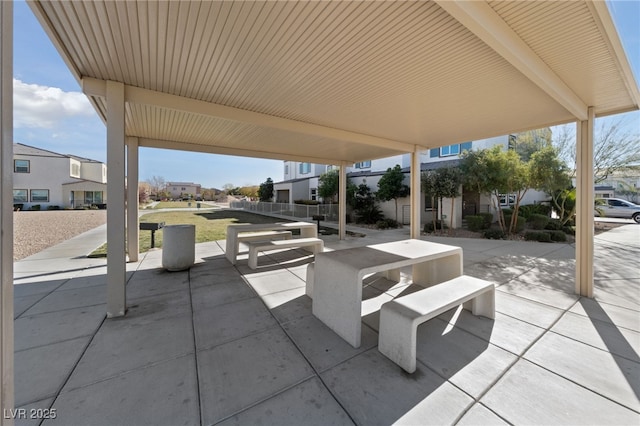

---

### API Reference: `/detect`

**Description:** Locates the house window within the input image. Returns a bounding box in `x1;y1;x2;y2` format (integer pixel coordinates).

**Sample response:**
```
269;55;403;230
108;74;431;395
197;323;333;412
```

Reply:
440;144;460;157
310;188;317;201
499;193;516;206
13;189;28;202
355;161;371;169
508;134;517;150
284;165;289;175
30;189;49;202
424;195;438;210
71;163;81;177
14;159;30;173
84;191;103;205
299;163;311;174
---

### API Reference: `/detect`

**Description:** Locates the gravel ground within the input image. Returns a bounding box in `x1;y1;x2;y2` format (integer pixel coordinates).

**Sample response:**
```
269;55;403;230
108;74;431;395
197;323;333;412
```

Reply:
13;210;107;261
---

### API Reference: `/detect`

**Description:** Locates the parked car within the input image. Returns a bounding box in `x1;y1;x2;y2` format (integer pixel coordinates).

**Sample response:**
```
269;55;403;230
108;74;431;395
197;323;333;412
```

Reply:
595;198;640;223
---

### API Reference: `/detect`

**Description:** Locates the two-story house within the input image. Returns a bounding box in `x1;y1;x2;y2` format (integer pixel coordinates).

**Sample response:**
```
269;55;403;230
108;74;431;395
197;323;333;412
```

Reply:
274;135;549;228
13;143;108;210
165;182;202;200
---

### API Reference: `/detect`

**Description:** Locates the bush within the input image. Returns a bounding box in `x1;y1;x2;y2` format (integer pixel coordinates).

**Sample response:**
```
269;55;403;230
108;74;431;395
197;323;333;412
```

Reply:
381;218;399;229
483;229;506;240
424;221;448;233
479;213;494;227
47;205;61;210
562;226;575;236
528;213;550;230
503;214;526;233
31;204;41;211
547;230;567;242
466;215;487;232
293;199;320;205
376;220;389;229
518;204;551;219
524;231;552;242
355;204;384;224
545;219;563;231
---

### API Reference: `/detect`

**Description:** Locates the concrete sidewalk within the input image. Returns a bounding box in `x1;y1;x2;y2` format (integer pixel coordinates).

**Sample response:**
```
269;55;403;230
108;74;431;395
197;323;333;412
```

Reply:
11;221;640;425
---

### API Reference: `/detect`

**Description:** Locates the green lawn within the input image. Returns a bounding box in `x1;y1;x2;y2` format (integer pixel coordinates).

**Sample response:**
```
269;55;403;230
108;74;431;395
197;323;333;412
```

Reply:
89;210;290;257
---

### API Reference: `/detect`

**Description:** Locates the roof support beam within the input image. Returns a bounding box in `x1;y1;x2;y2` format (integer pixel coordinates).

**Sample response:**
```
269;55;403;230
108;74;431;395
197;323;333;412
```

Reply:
137;137;347;166
83;78;420;153
435;0;589;121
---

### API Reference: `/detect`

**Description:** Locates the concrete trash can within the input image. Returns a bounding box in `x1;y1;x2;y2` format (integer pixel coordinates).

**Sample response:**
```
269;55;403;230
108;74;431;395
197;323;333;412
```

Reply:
162;224;195;271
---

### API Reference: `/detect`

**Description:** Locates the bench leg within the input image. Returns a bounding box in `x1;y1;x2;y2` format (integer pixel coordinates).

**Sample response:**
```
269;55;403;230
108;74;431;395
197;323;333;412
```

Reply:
383;268;401;282
248;247;259;270
378;307;419;373
306;263;314;298
472;287;495;319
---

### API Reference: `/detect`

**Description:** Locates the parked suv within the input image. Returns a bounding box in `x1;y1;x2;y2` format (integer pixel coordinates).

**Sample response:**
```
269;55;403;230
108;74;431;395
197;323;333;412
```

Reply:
595;198;640;223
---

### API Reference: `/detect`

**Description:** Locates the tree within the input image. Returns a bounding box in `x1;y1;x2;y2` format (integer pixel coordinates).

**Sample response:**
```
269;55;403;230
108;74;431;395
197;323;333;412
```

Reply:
460;146;529;234
377;164;410;223
553;117;640;182
148;175;166;200
511;128;553;161
528;146;573;223
258;177;274;202
421;171;439;232
239;186;258;199
434;167;463;233
318;169;339;203
352;183;383;224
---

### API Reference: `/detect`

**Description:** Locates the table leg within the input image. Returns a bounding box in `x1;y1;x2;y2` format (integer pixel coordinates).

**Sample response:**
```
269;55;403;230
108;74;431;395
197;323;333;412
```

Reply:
312;258;362;348
412;252;463;287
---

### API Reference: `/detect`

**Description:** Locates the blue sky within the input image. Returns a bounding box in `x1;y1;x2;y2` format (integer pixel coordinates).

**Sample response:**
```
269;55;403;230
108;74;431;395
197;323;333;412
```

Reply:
12;0;640;189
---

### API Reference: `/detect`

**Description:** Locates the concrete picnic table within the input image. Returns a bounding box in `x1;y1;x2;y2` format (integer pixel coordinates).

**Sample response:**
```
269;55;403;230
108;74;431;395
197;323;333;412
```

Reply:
311;239;463;348
225;221;318;265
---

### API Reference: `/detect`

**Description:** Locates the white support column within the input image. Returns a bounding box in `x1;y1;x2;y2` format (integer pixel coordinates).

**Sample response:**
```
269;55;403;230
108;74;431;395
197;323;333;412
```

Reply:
106;81;127;317
575;107;595;297
410;149;422;239
339;162;347;240
0;1;14;421
126;137;139;262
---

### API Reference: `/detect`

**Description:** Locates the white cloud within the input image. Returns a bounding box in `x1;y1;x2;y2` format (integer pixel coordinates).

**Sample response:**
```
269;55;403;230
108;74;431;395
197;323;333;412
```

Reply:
13;79;94;128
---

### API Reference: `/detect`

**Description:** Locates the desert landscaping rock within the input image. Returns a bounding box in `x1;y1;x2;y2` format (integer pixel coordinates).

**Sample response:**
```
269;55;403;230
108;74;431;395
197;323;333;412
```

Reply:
13;210;106;261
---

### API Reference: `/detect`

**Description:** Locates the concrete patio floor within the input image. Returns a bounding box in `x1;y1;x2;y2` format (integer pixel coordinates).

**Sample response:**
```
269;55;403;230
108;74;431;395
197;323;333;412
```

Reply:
12;223;640;425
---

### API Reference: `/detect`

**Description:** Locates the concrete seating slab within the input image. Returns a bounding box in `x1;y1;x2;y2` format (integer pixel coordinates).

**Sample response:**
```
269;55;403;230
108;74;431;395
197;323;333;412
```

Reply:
378;275;495;373
313;239;462;348
246;237;324;270
225;222;317;265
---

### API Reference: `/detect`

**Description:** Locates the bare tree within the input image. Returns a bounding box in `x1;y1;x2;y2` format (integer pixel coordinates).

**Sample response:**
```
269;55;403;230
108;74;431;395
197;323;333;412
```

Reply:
553;117;640;182
147;176;166;199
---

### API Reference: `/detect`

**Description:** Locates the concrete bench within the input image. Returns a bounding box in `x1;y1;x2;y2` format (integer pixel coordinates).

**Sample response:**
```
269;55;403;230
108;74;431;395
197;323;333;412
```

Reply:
378;275;495;373
238;230;292;244
247;237;324;270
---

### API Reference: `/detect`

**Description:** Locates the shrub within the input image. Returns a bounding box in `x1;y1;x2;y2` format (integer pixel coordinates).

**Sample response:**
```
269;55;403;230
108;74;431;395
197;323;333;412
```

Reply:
545;219;563;231
355;204;384;224
382;218;399;228
293;199;320;205
524;231;552;242
483;229;506;240
547;230;567;242
424;221;448;233
31;204;41;211
47;205;61;210
503;214;526;233
466;215;487;232
528;213;550;230
502;208;513;216
479;213;494;227
518;204;551;219
376;220;389;229
562;226;575;236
